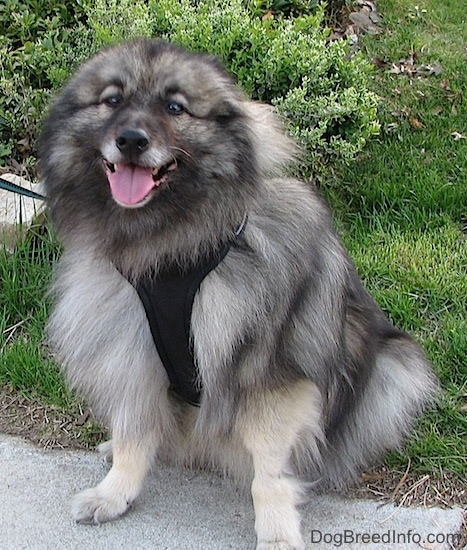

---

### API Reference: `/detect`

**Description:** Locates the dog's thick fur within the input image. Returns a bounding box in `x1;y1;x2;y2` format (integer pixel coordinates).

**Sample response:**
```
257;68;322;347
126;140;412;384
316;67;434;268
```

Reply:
39;40;436;549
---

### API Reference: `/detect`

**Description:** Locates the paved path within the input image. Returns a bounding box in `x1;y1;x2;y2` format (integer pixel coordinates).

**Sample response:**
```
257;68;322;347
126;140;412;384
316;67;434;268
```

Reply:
0;434;464;549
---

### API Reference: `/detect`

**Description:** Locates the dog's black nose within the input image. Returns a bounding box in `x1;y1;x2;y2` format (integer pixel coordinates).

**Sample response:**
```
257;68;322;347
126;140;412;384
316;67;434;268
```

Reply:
115;129;149;158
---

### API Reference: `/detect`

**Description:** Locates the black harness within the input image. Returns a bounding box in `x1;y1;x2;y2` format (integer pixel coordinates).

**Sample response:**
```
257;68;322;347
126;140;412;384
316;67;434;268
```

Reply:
126;217;247;406
0;177;246;406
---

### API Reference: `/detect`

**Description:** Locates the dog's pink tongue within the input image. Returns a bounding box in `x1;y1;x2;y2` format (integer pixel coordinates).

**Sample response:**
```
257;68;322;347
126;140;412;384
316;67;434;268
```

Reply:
107;164;155;205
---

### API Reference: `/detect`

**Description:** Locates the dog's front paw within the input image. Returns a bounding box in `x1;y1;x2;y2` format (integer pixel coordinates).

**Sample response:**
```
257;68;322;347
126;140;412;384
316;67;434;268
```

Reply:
72;486;131;524
257;542;304;550
97;439;113;463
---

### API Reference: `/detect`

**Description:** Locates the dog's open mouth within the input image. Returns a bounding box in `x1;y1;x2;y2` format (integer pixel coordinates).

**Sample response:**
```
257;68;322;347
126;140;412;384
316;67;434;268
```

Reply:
103;160;177;207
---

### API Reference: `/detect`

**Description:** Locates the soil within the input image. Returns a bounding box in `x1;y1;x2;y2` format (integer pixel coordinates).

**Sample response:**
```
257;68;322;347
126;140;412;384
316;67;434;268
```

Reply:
0;385;106;451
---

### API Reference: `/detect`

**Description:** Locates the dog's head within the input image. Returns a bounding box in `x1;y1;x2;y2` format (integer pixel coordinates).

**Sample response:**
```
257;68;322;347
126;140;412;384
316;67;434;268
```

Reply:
39;40;295;267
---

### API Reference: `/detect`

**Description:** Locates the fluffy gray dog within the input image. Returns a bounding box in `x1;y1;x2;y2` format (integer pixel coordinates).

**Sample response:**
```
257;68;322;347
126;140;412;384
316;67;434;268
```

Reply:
39;39;436;549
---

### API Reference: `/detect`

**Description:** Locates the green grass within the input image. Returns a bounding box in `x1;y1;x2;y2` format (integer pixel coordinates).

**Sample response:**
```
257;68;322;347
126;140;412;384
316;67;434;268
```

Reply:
0;0;466;480
324;0;467;478
0;224;72;408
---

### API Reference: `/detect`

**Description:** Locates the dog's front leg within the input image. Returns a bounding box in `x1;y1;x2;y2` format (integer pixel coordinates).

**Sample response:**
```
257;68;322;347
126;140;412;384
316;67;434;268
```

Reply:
71;381;173;525
238;380;323;550
72;435;157;524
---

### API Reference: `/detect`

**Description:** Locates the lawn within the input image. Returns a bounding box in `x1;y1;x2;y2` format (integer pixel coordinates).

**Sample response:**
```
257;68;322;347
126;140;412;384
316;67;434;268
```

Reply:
1;0;466;503
324;0;467;487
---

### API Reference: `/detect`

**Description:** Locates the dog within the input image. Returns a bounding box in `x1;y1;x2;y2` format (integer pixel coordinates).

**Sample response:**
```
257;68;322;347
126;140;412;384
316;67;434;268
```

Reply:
39;39;436;549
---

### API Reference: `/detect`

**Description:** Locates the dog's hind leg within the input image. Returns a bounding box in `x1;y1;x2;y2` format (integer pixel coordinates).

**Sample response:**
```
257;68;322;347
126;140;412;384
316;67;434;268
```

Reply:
237;380;323;550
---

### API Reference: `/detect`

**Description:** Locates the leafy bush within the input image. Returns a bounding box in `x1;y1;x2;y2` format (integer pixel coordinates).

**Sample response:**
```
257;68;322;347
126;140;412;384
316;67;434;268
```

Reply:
0;0;88;168
0;0;380;178
87;0;380;176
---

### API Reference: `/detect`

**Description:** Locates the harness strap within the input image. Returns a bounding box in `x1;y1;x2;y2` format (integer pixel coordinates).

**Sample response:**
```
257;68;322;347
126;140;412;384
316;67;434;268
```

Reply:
128;216;247;406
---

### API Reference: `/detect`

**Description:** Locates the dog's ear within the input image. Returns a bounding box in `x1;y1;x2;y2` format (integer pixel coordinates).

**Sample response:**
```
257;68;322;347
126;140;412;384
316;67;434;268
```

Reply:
242;102;300;177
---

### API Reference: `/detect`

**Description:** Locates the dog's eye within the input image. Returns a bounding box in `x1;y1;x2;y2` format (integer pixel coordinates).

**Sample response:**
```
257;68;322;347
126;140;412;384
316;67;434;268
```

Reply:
167;101;185;115
103;94;123;107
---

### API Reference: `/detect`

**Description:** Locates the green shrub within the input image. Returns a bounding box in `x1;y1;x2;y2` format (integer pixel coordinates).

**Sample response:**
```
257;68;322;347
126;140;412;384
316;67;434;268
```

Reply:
0;0;88;167
84;0;154;46
0;0;380;178
87;0;380;176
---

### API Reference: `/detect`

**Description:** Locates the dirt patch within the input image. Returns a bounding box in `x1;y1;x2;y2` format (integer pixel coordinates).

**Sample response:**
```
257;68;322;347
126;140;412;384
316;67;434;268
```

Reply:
347;464;466;507
0;385;106;450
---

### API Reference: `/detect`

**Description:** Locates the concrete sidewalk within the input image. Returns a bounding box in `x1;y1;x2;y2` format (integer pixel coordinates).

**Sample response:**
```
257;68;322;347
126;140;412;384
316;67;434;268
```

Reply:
1;434;464;549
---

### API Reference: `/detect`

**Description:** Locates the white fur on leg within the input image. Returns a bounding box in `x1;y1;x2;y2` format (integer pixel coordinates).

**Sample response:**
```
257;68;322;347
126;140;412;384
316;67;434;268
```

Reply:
238;380;323;550
72;439;152;524
252;475;305;550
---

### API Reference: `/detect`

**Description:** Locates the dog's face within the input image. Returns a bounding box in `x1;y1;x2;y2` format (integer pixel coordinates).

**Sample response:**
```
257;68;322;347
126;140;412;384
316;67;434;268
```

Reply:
39;39;294;272
40;40;257;223
85;41;250;209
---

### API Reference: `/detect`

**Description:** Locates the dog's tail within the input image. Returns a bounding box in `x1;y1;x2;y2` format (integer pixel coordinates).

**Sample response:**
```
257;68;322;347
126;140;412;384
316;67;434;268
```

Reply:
314;334;437;490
